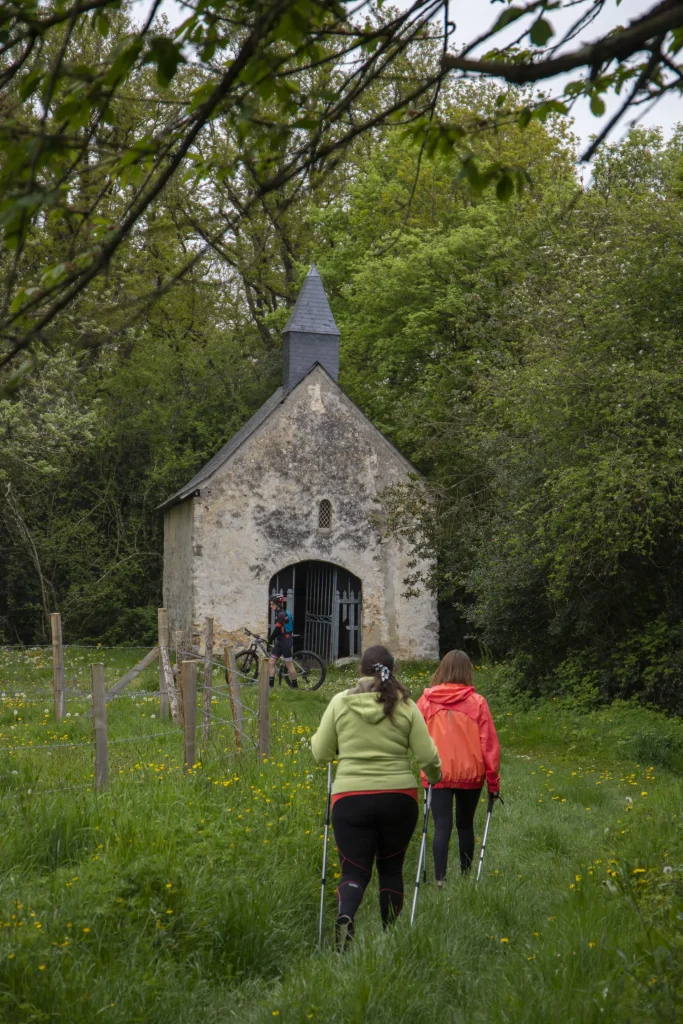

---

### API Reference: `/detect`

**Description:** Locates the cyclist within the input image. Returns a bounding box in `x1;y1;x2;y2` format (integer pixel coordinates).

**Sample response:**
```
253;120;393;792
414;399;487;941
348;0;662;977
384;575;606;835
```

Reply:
268;596;297;688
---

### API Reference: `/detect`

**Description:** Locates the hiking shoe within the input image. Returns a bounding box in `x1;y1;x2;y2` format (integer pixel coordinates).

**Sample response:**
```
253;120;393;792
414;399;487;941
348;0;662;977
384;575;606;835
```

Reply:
335;914;354;952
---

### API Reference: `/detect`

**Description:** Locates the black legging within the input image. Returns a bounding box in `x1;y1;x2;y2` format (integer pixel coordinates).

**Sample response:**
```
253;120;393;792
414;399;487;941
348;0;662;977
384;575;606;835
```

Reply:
332;792;419;927
430;787;482;879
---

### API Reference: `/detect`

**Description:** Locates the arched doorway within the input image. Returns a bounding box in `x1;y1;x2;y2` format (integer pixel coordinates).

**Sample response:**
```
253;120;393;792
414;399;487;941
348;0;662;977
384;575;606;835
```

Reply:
268;561;362;664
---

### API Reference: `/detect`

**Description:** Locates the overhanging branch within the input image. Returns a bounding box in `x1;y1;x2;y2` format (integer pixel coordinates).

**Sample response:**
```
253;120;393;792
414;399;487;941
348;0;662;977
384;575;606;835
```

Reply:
442;0;683;84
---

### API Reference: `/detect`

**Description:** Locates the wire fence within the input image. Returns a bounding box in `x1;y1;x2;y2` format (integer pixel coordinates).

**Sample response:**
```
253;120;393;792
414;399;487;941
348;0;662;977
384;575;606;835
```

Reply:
0;644;155;650
0;632;267;802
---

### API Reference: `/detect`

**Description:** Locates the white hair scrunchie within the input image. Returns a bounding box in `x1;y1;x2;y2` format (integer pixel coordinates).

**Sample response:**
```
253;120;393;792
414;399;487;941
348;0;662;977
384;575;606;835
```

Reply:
373;663;391;683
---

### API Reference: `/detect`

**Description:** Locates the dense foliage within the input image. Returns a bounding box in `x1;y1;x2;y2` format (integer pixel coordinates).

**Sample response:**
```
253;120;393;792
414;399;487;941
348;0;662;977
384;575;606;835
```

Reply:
3;0;683;369
0;8;682;711
332;124;683;712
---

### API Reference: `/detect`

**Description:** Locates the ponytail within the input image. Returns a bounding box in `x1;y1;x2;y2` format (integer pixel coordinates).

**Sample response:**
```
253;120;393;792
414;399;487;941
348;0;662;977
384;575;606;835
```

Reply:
359;645;410;717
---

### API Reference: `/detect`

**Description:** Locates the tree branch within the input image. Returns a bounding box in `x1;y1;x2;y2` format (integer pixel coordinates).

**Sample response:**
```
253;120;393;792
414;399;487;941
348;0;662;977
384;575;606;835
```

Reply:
442;1;683;84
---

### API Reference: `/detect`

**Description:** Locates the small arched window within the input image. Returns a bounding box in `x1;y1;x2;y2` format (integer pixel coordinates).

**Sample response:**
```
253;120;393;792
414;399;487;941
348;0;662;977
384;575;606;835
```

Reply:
318;499;332;531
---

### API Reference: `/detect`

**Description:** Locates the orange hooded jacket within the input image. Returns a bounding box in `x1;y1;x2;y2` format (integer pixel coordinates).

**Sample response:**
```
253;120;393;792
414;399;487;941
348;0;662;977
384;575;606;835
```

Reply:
416;683;500;791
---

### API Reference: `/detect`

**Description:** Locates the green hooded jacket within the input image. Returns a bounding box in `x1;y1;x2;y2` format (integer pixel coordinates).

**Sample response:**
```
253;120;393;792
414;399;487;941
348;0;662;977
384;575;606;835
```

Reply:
311;679;442;794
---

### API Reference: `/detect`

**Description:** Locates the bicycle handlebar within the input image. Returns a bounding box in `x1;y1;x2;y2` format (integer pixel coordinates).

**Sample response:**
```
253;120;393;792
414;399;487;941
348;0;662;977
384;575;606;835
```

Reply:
244;628;267;642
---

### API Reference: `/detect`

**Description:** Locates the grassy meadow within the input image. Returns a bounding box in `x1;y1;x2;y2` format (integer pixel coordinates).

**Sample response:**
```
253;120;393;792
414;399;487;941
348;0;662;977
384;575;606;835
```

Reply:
0;650;682;1023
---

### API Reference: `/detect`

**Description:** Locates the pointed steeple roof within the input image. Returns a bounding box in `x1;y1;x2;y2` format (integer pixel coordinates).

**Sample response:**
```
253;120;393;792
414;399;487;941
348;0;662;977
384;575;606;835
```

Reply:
284;264;339;336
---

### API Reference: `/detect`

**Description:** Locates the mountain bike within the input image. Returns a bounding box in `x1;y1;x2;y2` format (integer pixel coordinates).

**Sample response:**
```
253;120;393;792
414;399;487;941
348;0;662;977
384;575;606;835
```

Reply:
234;629;326;691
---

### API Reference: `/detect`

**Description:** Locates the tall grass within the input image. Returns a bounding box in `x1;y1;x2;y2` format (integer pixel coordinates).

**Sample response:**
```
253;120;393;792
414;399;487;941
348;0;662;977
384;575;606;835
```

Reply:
0;654;681;1022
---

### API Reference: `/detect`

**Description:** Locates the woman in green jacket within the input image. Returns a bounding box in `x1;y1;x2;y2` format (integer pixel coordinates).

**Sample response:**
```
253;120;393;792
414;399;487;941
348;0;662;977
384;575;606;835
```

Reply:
311;645;441;948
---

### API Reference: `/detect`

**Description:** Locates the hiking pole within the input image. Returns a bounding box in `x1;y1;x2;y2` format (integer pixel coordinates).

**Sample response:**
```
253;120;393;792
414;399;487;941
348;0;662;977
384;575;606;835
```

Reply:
410;783;432;926
422;786;428;884
318;761;333;946
476;793;504;882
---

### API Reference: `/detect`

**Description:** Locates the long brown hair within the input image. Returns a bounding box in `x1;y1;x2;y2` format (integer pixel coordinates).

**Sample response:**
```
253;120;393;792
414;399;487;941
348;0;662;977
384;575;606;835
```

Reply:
431;649;474;688
360;645;410;717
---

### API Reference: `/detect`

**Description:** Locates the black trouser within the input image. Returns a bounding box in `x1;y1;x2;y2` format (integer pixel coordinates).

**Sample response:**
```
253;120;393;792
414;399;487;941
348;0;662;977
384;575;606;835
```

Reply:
332;792;419;927
430;787;482;880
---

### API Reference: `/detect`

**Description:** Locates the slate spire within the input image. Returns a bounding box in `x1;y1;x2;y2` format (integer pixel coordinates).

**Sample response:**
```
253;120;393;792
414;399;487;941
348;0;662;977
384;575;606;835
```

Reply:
283;264;340;390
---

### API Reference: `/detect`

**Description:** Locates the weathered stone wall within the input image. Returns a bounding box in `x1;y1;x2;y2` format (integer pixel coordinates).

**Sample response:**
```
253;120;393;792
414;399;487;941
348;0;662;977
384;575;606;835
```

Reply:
182;366;438;659
163;499;194;639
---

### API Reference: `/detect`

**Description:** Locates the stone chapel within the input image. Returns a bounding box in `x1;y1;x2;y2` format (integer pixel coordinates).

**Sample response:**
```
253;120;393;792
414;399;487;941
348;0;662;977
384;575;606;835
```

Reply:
159;265;438;662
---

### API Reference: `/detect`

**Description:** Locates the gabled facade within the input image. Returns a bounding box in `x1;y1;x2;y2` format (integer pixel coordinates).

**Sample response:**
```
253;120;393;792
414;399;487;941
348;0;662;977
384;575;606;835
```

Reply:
160;267;438;661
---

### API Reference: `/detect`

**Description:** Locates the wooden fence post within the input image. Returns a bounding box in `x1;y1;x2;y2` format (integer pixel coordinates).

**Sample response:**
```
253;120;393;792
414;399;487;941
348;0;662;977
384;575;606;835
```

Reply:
51;612;65;721
181;660;197;773
158;608;170;718
258;656;270;760
172;630;185;725
91;663;108;792
224;645;243;752
201;617;213;746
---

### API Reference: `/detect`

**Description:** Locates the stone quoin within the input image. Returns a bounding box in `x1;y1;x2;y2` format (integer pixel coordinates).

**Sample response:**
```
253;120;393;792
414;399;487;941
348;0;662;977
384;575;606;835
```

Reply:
158;264;438;662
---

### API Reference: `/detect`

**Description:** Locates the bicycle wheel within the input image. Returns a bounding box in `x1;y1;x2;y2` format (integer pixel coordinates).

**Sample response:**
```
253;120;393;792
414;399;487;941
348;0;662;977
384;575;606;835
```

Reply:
285;651;326;691
235;649;259;683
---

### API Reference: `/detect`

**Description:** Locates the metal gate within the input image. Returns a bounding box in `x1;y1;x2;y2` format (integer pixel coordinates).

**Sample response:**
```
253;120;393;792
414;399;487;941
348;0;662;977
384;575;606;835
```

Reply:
269;562;362;664
338;588;362;658
304;563;337;663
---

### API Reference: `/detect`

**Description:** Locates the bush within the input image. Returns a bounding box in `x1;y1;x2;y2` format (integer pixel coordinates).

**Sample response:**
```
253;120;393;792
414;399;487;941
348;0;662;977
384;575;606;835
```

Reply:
95;607;158;647
622;719;683;773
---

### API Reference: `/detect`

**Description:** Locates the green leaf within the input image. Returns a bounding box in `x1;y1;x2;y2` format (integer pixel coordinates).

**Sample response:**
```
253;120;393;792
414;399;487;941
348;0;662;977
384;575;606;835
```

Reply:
10;287;39;314
530;18;554;47
492;7;526;32
104;38;144;87
19;68;43;101
199;40;216;62
535;99;569;122
40;262;68;289
54;91;89;122
100;105;118;127
461;156;481;190
668;27;683;56
564;80;586;98
590;94;606;116
277;8;309;46
143;37;186;88
189;81;215;113
496;174;515;201
96;12;110;37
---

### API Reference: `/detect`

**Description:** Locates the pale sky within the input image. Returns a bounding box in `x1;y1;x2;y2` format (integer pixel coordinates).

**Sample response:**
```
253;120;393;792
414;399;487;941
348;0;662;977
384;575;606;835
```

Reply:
444;0;682;159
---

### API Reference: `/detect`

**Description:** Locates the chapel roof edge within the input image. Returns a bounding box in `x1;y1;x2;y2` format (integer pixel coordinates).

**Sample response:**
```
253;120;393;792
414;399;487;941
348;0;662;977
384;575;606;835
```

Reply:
156;364;420;514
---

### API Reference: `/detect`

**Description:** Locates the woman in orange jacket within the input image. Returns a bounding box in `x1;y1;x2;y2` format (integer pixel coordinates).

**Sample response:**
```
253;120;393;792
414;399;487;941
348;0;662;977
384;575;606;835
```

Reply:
417;650;500;883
